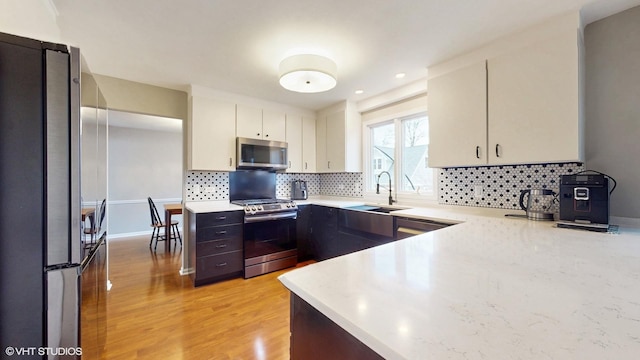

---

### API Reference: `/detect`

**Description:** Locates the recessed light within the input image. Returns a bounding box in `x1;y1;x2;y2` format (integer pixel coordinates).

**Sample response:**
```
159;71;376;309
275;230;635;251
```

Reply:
395;73;406;79
354;89;364;95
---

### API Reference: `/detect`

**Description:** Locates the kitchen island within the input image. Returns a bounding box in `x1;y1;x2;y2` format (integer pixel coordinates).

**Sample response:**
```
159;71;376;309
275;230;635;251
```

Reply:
278;209;640;359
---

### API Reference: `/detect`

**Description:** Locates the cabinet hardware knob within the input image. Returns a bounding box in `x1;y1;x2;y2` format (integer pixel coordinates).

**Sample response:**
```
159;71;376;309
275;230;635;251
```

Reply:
216;262;227;267
265;134;269;137
328;161;330;169
305;162;308;170
229;157;232;167
476;146;480;159
216;216;226;220
216;230;227;235
289;161;291;168
495;144;501;158
215;244;227;248
257;133;261;136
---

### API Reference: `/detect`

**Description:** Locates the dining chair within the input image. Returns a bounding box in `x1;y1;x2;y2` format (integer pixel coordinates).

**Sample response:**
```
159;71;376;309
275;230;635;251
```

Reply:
83;199;106;248
147;197;181;251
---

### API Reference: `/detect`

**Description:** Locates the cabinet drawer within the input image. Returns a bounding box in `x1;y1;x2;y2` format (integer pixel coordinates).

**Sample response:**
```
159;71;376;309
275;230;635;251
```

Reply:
196;211;243;227
196;251;243;279
197;237;242;257
196;223;242;242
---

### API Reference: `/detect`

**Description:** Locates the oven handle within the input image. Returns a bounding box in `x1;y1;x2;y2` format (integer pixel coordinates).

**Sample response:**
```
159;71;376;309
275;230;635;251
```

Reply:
244;212;297;223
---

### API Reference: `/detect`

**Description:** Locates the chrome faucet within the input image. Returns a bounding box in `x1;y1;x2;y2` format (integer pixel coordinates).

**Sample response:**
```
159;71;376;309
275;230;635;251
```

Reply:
376;171;396;206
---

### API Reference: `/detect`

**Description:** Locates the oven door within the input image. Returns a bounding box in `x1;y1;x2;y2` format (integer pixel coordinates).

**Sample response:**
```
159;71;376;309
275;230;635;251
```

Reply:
244;216;297;278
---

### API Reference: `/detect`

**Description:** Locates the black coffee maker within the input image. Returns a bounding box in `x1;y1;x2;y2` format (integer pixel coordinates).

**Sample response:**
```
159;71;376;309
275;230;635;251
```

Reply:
558;172;612;231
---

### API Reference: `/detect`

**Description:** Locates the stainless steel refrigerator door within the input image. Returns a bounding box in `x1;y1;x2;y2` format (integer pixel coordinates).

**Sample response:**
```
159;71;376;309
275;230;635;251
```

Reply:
47;266;80;355
70;47;82;265
45;48;75;266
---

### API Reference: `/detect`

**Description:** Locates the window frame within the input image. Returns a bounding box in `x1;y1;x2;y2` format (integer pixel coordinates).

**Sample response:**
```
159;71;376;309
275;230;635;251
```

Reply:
363;109;437;205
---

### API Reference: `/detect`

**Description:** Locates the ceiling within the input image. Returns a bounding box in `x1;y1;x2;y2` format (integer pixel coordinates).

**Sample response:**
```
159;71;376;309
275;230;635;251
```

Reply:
52;0;640;111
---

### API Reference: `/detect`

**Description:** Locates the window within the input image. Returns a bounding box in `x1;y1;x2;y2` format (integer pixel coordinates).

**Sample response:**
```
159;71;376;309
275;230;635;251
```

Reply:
372;158;383;170
401;115;432;192
370;121;395;187
366;113;434;197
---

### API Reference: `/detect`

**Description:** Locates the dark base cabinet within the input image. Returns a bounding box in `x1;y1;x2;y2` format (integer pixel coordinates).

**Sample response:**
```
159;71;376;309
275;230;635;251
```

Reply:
296;205;312;261
290;293;384;360
310;205;340;260
188;210;244;287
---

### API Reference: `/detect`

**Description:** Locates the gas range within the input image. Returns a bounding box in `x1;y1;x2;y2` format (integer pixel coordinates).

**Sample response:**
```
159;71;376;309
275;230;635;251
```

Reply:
231;198;298;222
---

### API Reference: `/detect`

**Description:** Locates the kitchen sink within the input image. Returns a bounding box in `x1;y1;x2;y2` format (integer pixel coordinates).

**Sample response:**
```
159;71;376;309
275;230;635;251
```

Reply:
346;205;403;214
366;207;395;214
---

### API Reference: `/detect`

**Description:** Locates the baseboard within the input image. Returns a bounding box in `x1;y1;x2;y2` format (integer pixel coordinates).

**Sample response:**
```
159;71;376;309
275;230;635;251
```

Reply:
108;228;183;240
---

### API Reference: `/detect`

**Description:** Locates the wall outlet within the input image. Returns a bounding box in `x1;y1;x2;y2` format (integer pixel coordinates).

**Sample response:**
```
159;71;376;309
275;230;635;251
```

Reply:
474;185;483;198
338;184;345;190
204;186;215;193
194;184;201;194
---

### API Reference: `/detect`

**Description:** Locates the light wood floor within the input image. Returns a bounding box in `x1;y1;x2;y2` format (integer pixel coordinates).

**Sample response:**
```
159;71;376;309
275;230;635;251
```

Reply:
102;235;297;360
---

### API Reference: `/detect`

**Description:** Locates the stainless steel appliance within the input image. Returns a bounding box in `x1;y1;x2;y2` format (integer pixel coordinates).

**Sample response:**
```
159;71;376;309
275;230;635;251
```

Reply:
519;188;556;221
558;173;613;232
291;180;308;200
229;171;298;278
236;137;288;171
0;32;87;354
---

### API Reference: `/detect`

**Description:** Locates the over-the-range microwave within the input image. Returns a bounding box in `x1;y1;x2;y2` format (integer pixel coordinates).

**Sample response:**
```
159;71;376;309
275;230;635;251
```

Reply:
236;137;288;171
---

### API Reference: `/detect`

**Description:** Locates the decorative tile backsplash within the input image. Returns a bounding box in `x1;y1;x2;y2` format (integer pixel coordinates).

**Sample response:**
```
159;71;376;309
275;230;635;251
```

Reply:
320;172;364;197
438;162;585;210
185;171;363;201
185;171;230;201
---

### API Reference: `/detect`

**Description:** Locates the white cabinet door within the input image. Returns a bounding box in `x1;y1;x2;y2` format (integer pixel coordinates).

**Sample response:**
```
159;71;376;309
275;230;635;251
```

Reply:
189;96;236;170
262;109;286;142
326;111;346;172
302;116;316;173
236;104;262;139
316;116;328;172
286;114;303;172
428;61;488;168
488;33;581;164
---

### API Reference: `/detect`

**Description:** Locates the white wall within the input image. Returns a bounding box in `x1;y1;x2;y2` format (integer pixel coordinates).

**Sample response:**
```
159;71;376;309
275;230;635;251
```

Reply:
0;0;61;42
585;5;640;219
108;123;183;236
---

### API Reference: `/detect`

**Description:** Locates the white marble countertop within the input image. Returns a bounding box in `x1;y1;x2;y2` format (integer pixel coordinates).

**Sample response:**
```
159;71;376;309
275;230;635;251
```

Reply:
278;209;640;359
184;200;243;213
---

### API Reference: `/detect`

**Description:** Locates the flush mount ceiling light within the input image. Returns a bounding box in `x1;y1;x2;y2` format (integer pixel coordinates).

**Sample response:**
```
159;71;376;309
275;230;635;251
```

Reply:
279;54;337;93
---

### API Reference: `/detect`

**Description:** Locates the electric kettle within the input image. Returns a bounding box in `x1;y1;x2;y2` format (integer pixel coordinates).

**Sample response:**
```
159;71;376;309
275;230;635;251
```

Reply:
519;188;556;221
291;180;308;200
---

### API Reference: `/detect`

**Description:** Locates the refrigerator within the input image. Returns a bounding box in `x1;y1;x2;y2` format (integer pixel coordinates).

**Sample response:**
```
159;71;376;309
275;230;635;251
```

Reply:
0;31;86;358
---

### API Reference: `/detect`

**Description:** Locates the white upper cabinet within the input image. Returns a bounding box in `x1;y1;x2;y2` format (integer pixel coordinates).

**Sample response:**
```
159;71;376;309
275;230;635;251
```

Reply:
188;96;236;171
286;114;316;173
262;109;287;142
301;116;316;173
427;12;583;168
285;114;303;172
428;61;488;168
487;32;581;165
316;101;361;173
237;105;286;142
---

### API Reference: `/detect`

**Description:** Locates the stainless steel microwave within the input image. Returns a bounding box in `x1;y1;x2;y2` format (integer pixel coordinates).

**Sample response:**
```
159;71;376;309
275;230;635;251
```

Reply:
236;137;288;171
